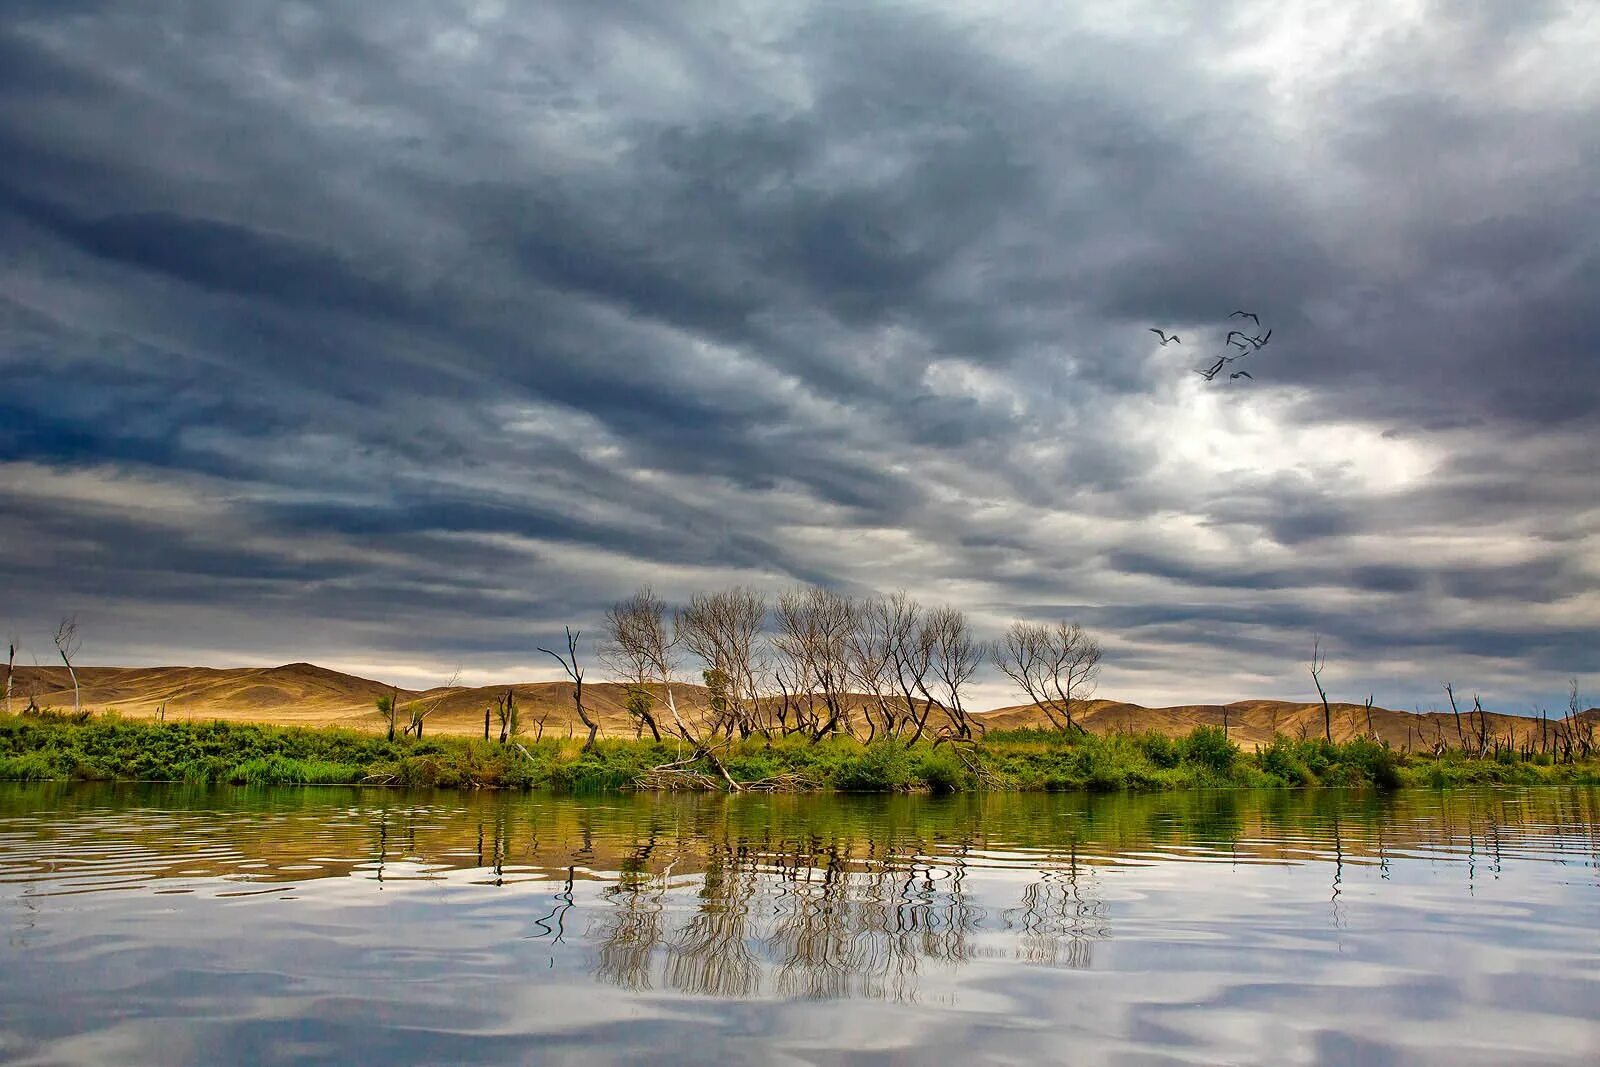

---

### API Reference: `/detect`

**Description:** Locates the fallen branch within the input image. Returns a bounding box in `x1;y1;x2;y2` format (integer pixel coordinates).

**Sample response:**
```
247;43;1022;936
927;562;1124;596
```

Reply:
633;768;723;792
745;772;822;793
952;744;1008;791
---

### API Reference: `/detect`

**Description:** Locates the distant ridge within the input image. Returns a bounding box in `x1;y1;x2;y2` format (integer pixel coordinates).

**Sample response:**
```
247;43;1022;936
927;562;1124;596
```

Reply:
7;663;1596;748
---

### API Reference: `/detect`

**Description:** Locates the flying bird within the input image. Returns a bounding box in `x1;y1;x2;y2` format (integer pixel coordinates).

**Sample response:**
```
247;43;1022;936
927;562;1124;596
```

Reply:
1226;330;1251;346
1230;370;1254;380
1196;357;1227;381
1230;310;1260;326
1149;328;1181;345
1248;329;1272;348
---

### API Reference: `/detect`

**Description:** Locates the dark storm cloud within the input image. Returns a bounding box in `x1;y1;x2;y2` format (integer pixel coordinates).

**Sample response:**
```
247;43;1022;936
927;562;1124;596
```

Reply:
1;1;1596;708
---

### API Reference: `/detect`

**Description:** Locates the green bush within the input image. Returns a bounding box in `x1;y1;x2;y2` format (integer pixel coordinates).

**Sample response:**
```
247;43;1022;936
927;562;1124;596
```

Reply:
1181;726;1237;774
914;749;968;794
1259;736;1317;785
833;742;915;792
1141;733;1181;769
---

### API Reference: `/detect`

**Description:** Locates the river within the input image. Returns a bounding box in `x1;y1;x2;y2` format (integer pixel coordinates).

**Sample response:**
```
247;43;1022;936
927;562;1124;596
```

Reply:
1;784;1596;1064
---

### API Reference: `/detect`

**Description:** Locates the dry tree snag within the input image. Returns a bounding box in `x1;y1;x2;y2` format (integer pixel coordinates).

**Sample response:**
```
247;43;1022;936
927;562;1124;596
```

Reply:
601;588;667;742
494;688;519;743
1471;693;1490;757
376;686;401;741
53;617;82;716
3;639;14;716
1309;637;1332;743
597;591;744;792
927;605;983;742
993;619;1102;734
540;627;598;752
406;670;460;739
1566;679;1591;761
1443;682;1466;752
846;597;896;742
676;587;767;738
872;591;935;741
773;587;857;742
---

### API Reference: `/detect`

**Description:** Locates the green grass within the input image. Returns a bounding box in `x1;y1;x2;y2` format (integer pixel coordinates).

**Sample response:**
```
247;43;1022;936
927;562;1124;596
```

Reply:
1;710;1596;793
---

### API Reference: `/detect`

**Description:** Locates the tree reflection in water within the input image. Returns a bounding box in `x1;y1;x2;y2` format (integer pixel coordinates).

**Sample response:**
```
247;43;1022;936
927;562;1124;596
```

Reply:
4;784;1590;1004
1003;845;1108;968
580;828;1101;1001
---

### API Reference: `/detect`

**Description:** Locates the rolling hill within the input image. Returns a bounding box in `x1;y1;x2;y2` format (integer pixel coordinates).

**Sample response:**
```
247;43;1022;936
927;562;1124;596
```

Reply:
6;663;1595;750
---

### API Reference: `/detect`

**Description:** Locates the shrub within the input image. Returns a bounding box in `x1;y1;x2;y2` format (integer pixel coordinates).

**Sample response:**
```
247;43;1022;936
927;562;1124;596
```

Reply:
833;742;914;792
1259;736;1317;786
914;750;968;794
1141;733;1181;769
1181;727;1238;775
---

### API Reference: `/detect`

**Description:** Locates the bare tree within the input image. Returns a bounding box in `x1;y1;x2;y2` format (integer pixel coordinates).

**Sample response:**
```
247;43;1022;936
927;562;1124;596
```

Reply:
994;620;1102;734
1443;682;1466;751
52;617;82;716
676;587;767;738
494;688;520;744
772;587;857;741
1471;693;1489;757
606;587;696;744
601;588;667;742
3;638;14;716
407;669;460;739
875;591;936;741
927;605;983;742
376;686;401;741
540;627;598;752
1309;636;1331;743
1566;678;1591;761
846;597;896;742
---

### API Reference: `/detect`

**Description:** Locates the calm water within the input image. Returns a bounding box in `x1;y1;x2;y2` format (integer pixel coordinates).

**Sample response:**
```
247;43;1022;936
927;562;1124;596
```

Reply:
0;785;1596;1066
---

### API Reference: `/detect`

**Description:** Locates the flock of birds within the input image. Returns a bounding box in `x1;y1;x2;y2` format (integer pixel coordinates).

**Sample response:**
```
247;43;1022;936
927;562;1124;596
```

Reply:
1148;309;1274;383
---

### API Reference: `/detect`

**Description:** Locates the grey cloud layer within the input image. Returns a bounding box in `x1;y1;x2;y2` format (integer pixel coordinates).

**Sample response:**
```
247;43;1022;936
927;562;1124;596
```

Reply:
2;1;1596;708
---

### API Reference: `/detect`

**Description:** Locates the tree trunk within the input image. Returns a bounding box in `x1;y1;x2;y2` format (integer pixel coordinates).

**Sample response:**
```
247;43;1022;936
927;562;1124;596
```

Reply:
1445;684;1466;751
59;651;80;716
572;683;597;751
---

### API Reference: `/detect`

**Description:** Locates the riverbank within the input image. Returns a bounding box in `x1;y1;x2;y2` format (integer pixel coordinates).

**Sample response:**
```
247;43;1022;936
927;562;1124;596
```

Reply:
2;712;1596;792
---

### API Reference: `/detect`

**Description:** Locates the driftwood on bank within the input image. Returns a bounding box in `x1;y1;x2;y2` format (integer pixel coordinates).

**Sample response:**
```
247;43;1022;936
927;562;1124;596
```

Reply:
632;768;823;793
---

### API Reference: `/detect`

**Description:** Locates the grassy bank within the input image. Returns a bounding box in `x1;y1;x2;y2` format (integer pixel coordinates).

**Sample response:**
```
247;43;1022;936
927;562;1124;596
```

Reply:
2;712;1598;792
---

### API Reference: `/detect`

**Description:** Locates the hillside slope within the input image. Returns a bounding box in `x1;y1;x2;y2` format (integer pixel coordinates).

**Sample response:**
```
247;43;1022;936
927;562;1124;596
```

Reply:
6;663;1595;749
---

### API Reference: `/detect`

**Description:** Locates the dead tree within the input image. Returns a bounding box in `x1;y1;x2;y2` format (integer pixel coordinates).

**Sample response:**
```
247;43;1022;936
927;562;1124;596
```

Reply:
377;687;401;741
540;628;598;752
1309;637;1332;743
406;670;460;739
1364;694;1375;740
601;588;668;742
1471;694;1489;757
3;639;14;716
927;605;983;742
53;618;82;716
599;591;744;790
847;596;898;741
676;587;767;738
877;591;935;741
1567;679;1591;761
772;587;857;742
993;619;1102;734
1444;683;1466;752
494;688;519;743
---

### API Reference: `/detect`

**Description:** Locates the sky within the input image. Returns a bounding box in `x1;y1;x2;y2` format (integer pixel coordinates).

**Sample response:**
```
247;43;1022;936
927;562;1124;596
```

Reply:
2;0;1597;713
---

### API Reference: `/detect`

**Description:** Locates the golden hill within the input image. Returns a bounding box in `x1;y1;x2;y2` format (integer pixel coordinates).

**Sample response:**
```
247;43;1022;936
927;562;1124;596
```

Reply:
980;697;1597;750
7;663;1595;750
